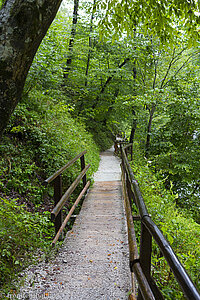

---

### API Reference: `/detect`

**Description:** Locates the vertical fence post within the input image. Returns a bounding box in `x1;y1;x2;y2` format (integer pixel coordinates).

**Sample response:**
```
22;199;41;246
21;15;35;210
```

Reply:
138;221;164;299
126;170;134;208
54;175;63;238
140;222;152;278
114;140;118;154
137;222;152;300
80;154;86;187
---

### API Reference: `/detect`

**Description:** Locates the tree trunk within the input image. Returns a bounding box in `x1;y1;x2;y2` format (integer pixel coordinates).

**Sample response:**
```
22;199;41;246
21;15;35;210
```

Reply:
63;0;79;80
145;104;156;157
0;0;62;138
129;109;137;143
85;0;96;87
129;45;137;144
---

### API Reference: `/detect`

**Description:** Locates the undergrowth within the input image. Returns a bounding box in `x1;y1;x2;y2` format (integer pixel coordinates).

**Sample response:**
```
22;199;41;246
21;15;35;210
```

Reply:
130;141;200;299
0;88;100;294
0;198;54;297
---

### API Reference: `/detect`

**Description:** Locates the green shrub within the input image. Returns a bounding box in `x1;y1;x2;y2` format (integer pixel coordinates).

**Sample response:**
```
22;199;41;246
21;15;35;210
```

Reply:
130;142;200;299
0;87;101;294
0;198;54;287
1;90;100;201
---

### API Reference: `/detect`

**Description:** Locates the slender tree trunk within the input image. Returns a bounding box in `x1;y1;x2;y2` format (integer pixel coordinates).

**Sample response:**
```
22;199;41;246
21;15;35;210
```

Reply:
129;39;137;144
63;0;79;80
0;0;62;138
85;0;96;87
129;109;137;143
145;104;156;156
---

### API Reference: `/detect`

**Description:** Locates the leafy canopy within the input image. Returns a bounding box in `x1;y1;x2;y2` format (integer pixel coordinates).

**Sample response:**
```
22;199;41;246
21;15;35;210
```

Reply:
96;0;200;45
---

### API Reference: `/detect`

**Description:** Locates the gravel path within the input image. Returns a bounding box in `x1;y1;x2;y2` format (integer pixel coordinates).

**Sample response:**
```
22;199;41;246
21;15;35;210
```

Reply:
18;148;131;300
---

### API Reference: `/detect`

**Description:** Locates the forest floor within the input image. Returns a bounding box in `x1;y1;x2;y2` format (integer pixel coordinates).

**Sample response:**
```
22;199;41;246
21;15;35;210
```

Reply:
17;147;131;300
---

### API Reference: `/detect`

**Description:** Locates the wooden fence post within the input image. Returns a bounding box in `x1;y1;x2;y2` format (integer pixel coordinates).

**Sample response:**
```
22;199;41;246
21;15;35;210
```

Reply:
137;222;152;300
80;154;86;187
138;221;164;299
126;170;134;208
54;174;63;239
140;222;152;277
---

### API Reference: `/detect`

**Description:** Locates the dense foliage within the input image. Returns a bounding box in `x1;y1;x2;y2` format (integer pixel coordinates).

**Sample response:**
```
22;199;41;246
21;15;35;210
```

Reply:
130;142;200;299
0;88;100;292
0;9;101;291
0;0;200;298
97;0;200;46
0;198;54;294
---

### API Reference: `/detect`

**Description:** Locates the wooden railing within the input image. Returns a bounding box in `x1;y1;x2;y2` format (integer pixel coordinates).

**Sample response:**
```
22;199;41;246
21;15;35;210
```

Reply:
120;143;200;300
114;139;133;160
44;151;90;246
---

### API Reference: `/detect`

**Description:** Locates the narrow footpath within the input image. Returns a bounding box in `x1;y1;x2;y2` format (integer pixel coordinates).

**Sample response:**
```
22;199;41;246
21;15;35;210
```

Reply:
19;148;131;299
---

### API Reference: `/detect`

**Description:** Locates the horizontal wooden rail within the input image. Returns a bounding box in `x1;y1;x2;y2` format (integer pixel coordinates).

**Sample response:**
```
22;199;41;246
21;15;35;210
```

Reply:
52;181;90;246
115;141;133;160
44;150;87;184
122;147;149;217
44;150;90;241
143;216;200;300
123;143;132;150
51;164;90;221
121;164;155;299
121;144;200;300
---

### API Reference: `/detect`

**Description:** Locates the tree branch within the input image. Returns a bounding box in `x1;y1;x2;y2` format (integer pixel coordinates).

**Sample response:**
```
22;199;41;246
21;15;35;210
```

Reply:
162;51;200;88
160;47;176;89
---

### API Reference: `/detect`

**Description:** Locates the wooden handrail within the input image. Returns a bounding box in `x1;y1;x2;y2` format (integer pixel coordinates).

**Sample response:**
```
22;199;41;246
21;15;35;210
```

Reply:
52;181;90;246
51;164;90;220
121;163;155;300
115;141;133;160
121;144;200;300
122;147;148;217
44;151;90;243
44;150;87;184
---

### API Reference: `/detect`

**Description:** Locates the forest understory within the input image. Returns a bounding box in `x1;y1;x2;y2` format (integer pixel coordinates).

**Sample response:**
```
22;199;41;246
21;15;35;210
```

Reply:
0;0;200;299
